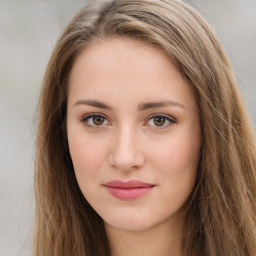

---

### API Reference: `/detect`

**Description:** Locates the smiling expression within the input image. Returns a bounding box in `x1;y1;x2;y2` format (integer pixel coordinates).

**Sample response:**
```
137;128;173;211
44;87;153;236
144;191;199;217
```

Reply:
67;37;201;232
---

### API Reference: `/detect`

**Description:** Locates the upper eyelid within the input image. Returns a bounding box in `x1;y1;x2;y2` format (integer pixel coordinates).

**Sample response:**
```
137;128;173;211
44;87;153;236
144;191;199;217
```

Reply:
146;113;176;122
80;113;111;129
144;114;176;129
80;112;176;125
80;112;108;121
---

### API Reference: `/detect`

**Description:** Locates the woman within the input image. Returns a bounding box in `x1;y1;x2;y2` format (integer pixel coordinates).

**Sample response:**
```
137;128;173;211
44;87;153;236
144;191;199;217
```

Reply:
33;0;256;255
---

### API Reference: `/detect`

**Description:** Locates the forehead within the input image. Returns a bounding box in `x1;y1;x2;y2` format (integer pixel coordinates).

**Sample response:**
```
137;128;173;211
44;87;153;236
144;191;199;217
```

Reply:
68;37;197;110
70;37;171;79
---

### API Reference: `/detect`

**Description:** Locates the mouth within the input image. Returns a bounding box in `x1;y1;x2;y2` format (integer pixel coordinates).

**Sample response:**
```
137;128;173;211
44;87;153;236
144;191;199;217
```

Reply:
103;180;155;200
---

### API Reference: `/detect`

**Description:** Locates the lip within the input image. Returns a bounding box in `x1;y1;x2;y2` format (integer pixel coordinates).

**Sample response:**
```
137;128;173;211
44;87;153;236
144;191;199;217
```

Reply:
103;180;155;200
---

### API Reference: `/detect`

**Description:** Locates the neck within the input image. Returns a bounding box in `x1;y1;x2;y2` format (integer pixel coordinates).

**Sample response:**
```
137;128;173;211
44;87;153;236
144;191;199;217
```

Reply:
104;218;184;256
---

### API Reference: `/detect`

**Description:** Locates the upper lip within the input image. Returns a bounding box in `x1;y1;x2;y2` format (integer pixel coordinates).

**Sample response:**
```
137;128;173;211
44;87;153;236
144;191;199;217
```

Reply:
103;180;155;188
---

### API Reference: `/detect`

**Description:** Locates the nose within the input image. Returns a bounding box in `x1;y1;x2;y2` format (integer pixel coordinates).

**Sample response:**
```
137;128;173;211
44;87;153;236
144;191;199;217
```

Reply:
108;126;145;172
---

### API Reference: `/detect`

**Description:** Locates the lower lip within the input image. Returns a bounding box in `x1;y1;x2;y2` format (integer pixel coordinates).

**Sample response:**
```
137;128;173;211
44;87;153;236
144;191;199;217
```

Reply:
105;186;153;200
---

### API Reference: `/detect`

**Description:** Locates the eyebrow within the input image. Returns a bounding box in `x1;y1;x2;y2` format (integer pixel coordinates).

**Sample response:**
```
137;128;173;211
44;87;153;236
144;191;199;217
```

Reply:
138;101;185;111
73;99;185;110
73;100;112;110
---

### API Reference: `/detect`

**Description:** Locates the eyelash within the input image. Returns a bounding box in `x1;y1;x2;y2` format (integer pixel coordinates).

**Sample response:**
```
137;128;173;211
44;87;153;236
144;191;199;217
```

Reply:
80;113;176;128
146;114;176;128
80;113;109;128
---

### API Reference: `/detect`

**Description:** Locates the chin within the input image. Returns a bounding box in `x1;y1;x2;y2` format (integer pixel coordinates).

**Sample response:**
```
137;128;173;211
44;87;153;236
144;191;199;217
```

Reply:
101;203;185;234
102;209;166;232
105;218;154;232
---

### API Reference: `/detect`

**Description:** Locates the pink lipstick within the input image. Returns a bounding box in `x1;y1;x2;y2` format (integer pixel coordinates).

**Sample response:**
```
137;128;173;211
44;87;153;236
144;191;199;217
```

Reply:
103;180;155;200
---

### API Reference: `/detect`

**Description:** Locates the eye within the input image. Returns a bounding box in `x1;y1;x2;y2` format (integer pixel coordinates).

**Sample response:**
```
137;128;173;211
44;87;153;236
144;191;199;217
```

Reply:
145;114;176;128
81;113;110;127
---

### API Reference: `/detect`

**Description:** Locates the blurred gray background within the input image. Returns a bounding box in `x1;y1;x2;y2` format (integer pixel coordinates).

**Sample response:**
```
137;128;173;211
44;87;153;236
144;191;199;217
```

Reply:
0;0;255;255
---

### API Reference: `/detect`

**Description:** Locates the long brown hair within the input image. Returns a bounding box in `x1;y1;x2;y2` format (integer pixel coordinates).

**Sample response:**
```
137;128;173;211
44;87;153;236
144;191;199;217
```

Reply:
34;0;256;255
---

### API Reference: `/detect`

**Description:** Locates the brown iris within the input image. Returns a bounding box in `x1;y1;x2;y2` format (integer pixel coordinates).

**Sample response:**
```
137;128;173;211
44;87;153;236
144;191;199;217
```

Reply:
153;116;166;126
93;116;105;125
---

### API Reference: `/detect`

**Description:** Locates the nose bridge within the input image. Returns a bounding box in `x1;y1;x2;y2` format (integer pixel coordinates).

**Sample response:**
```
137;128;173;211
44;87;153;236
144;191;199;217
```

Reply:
108;123;144;171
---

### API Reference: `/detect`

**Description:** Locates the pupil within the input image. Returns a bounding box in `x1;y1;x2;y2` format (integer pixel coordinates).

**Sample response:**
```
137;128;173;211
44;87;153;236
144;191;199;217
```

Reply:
93;116;104;125
154;117;165;126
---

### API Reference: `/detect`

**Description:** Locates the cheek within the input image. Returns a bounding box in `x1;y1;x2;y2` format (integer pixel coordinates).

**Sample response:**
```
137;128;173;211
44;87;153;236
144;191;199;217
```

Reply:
71;141;93;165
68;136;108;202
151;135;200;170
149;130;200;192
67;129;108;180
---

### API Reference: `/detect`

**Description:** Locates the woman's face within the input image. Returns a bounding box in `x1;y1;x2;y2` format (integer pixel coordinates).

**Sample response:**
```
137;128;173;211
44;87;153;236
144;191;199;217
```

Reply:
67;38;201;232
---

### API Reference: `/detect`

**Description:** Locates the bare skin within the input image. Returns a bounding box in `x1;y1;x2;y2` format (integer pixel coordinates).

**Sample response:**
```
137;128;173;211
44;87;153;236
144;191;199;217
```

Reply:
105;213;184;256
67;37;201;256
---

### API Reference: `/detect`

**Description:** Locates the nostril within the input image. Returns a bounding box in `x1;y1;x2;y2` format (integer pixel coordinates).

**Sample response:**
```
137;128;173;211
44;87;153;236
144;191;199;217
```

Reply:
107;128;145;171
108;145;145;171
